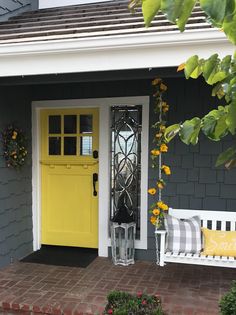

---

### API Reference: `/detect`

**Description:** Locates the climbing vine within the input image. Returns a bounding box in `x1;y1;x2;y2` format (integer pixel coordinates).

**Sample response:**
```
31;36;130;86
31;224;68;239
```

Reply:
148;78;171;228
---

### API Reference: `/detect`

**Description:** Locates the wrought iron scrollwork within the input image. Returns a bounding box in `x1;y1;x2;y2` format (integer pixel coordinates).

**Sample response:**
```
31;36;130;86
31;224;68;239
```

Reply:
110;106;142;238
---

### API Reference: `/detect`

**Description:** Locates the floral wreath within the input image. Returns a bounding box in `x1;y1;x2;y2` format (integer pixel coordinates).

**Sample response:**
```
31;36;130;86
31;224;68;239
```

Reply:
2;124;28;169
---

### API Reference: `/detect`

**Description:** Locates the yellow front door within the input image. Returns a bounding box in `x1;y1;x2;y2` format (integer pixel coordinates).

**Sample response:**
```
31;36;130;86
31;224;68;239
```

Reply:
40;108;99;248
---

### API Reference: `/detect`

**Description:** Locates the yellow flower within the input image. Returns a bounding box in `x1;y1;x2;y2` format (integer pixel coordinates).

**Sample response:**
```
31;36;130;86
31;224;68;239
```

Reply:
162;104;169;113
148;188;156;195
152;78;161;86
150;216;157;225
13;155;17;159
157;201;169;211
151;149;160;156
160;143;168;153
12;131;18;140
157;181;164;189
152;209;160;216
160;83;167;91
157;201;163;208
162;165;171;175
162;204;169;211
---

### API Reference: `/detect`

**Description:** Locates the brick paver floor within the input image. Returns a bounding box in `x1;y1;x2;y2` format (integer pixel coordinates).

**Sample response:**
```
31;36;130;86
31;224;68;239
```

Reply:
0;257;235;315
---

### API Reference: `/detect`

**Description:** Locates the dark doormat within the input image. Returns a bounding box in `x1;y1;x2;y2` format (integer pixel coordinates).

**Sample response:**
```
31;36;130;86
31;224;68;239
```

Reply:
21;245;98;268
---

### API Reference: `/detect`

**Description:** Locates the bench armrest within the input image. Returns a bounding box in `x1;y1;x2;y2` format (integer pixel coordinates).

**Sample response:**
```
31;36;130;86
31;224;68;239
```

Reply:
155;230;167;266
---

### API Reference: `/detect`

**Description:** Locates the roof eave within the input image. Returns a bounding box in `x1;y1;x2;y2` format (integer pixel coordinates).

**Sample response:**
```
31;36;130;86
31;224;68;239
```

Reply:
0;29;234;77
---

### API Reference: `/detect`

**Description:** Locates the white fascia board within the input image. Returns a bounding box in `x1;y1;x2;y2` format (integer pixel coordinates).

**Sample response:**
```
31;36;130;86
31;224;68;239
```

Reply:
0;29;234;77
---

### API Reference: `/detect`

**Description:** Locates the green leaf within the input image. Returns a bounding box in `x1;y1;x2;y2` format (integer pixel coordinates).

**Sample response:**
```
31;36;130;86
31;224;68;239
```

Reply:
202;54;229;85
200;0;234;26
184;55;200;79
220;55;232;73
215;146;236;167
210;71;228;85
142;0;161;26
161;0;182;23
212;83;226;99
161;0;196;31
223;13;236;46
177;0;196;31
200;0;236;44
203;54;219;82
202;108;229;141
201;115;216;139
180;117;201;145
164;124;181;142
226;102;236;134
214;114;228;138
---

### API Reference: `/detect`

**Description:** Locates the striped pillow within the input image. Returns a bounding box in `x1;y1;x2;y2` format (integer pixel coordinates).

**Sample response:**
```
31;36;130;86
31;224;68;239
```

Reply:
164;214;202;254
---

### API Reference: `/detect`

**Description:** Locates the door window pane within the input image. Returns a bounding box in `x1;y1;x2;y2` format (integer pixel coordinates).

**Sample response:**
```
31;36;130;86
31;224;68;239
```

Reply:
64;115;77;134
64;137;77;155
49;115;61;134
80;115;93;134
49;137;61;155
80;136;92;156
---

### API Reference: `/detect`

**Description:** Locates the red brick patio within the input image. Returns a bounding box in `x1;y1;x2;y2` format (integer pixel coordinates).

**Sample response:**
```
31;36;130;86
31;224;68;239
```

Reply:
0;257;235;315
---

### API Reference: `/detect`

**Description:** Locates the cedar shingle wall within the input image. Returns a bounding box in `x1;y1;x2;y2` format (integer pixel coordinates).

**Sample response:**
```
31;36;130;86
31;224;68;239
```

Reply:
0;73;235;267
0;86;32;268
30;76;236;262
145;77;236;261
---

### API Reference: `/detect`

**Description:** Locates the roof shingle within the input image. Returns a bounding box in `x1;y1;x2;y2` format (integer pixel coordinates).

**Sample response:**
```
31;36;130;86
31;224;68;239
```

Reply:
0;0;211;44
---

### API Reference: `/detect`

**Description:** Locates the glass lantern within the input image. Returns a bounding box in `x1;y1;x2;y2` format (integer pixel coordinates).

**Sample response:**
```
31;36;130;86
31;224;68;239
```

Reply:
111;222;136;266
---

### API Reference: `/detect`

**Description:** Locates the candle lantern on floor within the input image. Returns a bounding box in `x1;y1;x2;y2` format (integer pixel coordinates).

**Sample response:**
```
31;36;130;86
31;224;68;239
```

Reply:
110;195;136;266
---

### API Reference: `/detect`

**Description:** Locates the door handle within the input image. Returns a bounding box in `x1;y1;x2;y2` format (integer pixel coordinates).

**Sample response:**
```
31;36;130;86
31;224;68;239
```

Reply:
93;173;98;196
93;150;99;159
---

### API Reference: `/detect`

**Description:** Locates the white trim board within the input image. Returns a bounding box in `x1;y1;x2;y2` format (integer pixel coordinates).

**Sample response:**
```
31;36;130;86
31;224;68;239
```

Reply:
0;29;233;77
31;96;149;257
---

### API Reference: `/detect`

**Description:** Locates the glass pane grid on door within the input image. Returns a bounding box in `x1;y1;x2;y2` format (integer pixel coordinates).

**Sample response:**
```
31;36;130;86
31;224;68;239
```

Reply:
47;114;94;157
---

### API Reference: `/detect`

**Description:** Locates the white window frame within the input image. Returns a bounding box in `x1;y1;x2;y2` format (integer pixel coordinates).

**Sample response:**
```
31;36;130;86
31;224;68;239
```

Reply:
32;96;149;257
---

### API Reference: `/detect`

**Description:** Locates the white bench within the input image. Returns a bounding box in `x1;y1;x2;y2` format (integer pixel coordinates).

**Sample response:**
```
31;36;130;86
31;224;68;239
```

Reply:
155;208;236;268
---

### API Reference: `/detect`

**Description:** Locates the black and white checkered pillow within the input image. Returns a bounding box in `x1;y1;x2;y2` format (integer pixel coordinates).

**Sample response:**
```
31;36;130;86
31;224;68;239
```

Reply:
164;214;202;254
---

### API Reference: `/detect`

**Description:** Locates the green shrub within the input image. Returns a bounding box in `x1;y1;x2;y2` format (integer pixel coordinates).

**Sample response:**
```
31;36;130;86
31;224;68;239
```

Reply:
103;290;164;315
219;281;236;315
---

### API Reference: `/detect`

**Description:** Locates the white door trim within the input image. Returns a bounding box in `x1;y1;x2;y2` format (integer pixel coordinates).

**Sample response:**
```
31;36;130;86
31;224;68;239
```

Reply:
31;96;149;257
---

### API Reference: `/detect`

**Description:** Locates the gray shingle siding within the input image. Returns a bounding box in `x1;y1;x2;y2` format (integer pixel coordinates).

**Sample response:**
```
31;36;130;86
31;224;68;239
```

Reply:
0;0;34;21
147;77;236;261
0;86;33;268
28;75;236;261
0;71;235;267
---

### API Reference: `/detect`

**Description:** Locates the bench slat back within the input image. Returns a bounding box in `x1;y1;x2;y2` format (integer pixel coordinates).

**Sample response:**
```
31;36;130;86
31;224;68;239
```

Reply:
169;208;236;232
